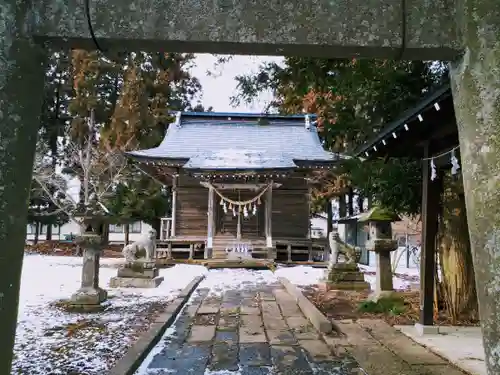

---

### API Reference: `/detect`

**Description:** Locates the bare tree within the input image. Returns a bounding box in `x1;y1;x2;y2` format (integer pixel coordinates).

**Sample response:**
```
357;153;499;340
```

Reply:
32;110;131;223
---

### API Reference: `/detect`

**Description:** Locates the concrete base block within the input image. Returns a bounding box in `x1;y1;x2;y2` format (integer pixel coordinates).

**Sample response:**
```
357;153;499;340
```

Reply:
117;265;159;279
414;323;440;336
323;263;370;291
322;281;371;291
109;276;164;288
68;287;108;311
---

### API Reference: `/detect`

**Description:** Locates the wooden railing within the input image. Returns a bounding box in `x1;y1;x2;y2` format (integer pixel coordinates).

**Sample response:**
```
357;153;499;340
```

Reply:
159;217;172;241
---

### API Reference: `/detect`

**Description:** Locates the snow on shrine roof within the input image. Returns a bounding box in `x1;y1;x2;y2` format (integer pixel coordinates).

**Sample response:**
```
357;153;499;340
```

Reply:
183;149;297;170
126;112;338;169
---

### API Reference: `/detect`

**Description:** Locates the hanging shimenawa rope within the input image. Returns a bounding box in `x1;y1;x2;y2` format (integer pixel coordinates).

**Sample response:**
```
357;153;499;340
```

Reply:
207;182;271;207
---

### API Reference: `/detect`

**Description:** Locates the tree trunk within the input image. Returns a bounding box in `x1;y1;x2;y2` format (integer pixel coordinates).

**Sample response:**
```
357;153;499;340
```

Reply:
124;223;130;245
437;173;478;323
367;196;373;209
347;188;354;216
34;222;40;245
338;195;347;218
326;200;333;237
46;224;52;241
357;194;364;213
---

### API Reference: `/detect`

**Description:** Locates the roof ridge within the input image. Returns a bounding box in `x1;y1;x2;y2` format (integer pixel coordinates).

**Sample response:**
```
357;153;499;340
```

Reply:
177;120;307;126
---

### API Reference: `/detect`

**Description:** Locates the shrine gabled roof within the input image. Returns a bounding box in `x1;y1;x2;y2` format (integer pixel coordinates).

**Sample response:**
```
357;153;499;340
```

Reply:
126;112;341;170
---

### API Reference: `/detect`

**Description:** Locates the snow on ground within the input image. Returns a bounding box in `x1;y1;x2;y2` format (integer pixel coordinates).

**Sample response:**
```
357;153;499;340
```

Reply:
359;264;420;290
274;263;420;291
12;256;421;374
13;255;207;375
275;265;325;287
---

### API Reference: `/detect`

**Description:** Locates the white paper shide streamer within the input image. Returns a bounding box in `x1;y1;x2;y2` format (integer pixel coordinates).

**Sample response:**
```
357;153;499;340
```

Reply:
451;150;460;175
430;158;437;181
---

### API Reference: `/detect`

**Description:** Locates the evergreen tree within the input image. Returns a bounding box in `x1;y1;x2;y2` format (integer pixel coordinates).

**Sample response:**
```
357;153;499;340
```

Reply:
232;58;448;215
101;52;203;237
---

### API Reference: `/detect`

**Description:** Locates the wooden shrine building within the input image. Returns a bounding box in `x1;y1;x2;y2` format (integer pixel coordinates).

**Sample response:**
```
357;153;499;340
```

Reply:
126;112;341;260
354;84;463;330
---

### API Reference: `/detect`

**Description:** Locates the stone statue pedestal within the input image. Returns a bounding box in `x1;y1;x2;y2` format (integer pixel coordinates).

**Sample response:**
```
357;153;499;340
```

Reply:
69;227;108;312
110;261;164;288
322;263;370;291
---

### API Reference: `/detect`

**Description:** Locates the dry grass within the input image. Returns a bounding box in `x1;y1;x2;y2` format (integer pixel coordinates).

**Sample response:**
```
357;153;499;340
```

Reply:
302;285;480;326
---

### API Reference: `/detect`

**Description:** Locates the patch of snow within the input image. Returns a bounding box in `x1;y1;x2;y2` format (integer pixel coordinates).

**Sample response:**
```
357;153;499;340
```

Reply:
200;268;277;296
13;255;207;375
358;264;420;291
184;149;297;170
274;266;324;286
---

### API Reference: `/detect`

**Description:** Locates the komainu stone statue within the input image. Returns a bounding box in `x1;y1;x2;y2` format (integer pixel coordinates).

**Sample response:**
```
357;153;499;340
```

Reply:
122;229;157;263
328;228;361;265
324;227;369;291
111;228;163;288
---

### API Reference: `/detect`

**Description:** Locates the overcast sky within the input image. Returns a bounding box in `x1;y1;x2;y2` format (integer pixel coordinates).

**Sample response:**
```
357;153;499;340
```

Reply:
190;54;283;113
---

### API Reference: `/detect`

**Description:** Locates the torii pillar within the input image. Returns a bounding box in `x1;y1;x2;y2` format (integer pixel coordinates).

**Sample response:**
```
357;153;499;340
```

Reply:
449;3;500;374
0;4;48;373
1;0;500;374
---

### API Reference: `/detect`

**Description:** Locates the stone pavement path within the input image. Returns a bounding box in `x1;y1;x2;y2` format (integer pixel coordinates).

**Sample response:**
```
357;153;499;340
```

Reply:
136;274;363;375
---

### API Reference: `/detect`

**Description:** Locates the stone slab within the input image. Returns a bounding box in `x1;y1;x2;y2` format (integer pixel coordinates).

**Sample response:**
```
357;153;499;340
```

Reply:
209;342;239;372
218;315;240;330
321;281;371;291
271;345;314;374
117;266;159;279
70;286;108;306
197;304;220;315
240;315;267;343
357;320;446;366
261;301;281;316
263;314;288;331
259;292;276;301
109;276;164;288
148;342;211;372
285;316;319;340
414;323;440;336
266;329;298;346
239;343;272;366
325;271;366;282
299;339;335;362
397;325;486;375
188;325;216;342
108;275;205;375
333;320;415;375
241;305;261;315
279;277;333;334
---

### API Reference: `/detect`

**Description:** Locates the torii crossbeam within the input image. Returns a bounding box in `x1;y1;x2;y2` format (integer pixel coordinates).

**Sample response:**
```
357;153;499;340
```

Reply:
1;0;499;373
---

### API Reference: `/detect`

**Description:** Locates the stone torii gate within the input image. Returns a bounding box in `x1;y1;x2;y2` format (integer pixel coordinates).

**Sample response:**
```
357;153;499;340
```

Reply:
1;0;499;373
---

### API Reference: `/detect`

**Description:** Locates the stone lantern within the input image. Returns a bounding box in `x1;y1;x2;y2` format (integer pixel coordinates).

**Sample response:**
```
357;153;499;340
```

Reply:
358;207;401;301
69;202;111;311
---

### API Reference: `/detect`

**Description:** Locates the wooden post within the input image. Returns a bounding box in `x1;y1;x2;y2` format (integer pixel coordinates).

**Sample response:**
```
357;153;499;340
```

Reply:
265;184;273;248
189;244;194;260
236;209;242;240
287;244;292;262
206;186;215;259
308;243;313;262
167;242;173;260
418;142;442;331
171;175;177;237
